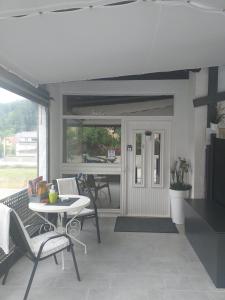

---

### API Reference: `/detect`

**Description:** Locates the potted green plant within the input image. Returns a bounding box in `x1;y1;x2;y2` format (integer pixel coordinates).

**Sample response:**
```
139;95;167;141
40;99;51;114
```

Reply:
169;157;191;224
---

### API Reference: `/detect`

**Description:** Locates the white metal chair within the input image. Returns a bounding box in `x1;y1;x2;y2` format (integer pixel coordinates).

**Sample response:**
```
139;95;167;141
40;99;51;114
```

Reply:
3;206;80;300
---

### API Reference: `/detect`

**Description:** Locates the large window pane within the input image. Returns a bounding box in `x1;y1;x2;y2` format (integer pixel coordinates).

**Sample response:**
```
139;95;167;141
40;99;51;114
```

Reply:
63;120;121;164
0;88;46;200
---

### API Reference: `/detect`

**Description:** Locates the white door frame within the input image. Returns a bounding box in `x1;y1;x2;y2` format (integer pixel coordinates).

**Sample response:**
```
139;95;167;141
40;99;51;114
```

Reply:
122;117;172;216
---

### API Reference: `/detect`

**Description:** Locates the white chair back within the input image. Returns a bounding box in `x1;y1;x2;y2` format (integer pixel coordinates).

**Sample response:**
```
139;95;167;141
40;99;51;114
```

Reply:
56;177;79;195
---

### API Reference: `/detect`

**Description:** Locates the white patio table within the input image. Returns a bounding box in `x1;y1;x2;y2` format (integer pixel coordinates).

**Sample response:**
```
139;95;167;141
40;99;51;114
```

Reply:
29;195;90;268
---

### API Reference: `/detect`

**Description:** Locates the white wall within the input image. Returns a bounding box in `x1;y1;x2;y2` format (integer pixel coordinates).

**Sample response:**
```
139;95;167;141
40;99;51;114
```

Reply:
48;78;196;184
192;69;208;198
46;66;225;204
218;66;225;93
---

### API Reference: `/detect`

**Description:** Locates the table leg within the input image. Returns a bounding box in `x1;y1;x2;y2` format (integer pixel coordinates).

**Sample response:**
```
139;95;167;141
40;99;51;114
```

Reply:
57;213;66;270
65;216;87;254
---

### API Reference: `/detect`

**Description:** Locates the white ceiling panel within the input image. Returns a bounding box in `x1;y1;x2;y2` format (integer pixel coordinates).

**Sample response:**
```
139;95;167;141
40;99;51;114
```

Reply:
0;1;225;84
151;5;225;71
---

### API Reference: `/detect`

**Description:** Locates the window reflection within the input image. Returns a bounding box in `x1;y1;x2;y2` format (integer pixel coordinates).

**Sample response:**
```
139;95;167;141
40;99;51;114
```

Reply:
135;133;143;185
153;133;161;185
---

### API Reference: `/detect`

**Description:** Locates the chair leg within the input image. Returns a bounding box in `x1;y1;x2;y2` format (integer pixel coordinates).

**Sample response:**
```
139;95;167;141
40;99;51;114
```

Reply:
2;249;13;285
107;184;112;204
70;245;81;281
53;254;58;265
80;217;84;230
2;269;9;285
23;259;39;300
95;212;101;243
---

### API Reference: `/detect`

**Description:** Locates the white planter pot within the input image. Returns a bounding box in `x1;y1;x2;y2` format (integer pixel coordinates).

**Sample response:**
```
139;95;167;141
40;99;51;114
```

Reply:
169;189;188;225
210;122;218;131
210;122;219;137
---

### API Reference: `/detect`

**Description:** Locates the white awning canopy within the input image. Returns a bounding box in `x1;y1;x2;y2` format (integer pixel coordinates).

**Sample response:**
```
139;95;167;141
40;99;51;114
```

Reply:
0;0;225;85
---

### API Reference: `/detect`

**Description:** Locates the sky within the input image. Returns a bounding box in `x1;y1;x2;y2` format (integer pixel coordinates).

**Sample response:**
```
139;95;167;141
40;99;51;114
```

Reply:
0;88;26;103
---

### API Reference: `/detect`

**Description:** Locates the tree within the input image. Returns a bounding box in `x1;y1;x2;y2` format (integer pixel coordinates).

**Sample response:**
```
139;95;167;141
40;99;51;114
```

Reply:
0;100;37;138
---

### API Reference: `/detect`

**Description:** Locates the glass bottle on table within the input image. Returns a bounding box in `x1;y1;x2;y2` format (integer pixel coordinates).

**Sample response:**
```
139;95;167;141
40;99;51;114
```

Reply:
48;185;58;204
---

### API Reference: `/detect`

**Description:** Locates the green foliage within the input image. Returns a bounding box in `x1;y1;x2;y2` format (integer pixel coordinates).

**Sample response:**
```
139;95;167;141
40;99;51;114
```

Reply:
80;127;120;155
170;157;191;191
66;125;121;161
0;100;37;137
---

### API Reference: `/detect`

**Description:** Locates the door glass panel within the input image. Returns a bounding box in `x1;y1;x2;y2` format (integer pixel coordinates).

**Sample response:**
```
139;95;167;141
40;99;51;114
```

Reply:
153;133;161;185
134;133;144;186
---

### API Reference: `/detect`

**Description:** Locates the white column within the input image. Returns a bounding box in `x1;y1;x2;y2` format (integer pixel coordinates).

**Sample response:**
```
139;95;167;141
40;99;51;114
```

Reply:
192;69;208;198
38;105;47;180
47;84;61;181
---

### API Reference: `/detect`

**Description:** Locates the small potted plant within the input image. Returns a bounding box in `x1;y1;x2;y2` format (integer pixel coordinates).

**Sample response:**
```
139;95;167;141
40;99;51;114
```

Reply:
169;157;191;224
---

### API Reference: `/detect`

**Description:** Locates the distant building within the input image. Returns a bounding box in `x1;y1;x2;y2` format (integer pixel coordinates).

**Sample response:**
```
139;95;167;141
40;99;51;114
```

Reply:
15;131;37;157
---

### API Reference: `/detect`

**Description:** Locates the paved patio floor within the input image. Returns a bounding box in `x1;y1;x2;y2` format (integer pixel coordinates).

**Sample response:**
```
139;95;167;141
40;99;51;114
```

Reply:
1;218;225;300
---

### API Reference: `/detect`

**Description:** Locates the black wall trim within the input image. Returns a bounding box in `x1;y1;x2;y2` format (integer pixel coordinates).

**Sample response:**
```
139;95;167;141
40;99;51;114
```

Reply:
193;91;225;108
0;66;49;106
92;69;201;81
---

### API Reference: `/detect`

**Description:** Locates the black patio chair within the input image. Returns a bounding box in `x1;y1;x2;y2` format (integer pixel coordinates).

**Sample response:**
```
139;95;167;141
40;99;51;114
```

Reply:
86;174;112;204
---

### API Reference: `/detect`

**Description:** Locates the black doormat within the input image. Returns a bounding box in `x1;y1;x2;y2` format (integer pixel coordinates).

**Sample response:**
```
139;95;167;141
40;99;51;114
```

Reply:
114;217;179;233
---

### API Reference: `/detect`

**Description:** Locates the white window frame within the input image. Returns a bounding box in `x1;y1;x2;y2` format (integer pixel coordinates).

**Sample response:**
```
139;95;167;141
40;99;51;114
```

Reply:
151;129;165;188
133;130;145;188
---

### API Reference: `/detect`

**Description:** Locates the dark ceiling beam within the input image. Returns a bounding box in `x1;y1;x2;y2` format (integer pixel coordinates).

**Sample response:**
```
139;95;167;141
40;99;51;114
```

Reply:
0;66;49;106
64;95;174;107
193;91;225;107
92;69;201;81
207;67;218;125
